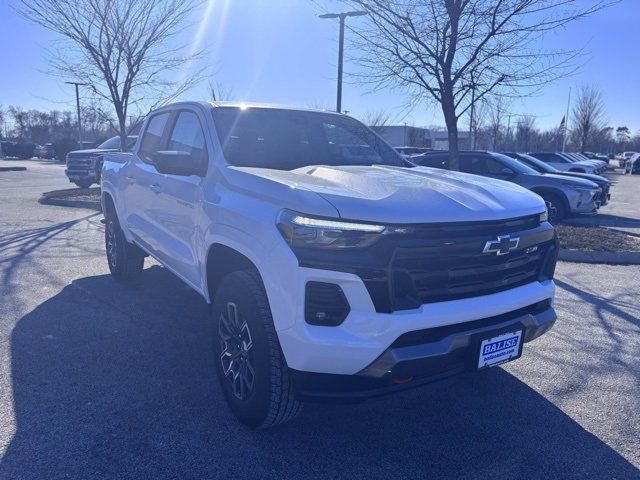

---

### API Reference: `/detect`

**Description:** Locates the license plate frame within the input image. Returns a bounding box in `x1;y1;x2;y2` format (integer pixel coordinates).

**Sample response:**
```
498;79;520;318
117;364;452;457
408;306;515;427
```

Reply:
477;329;524;369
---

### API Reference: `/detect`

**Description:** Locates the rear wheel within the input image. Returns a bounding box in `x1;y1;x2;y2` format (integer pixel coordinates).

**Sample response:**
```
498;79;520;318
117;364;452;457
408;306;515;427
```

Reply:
212;270;302;428
105;211;144;280
542;193;567;224
74;181;92;189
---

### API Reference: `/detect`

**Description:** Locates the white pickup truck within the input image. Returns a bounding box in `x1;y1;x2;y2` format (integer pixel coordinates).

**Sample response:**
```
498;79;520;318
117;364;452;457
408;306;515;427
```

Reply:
101;102;559;428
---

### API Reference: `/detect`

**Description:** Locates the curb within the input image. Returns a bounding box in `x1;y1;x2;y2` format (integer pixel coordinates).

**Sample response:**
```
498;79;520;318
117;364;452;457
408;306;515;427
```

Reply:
558;248;640;265
39;188;101;211
0;166;27;172
38;196;102;211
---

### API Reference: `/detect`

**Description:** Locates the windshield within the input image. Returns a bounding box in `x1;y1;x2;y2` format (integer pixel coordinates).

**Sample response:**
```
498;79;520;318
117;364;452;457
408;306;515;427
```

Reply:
98;136;137;151
516;153;557;173
212;107;404;170
489;152;539;175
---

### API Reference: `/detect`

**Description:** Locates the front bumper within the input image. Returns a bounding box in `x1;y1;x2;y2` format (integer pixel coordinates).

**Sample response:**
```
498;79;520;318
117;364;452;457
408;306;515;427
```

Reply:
291;301;556;401
277;266;555;376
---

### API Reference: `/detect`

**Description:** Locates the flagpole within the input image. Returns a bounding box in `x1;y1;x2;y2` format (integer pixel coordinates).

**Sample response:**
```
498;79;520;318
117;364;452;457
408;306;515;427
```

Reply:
562;87;571;152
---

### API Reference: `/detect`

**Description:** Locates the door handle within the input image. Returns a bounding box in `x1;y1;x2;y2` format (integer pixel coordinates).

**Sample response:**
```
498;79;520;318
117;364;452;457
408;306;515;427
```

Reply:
150;183;162;194
125;176;136;184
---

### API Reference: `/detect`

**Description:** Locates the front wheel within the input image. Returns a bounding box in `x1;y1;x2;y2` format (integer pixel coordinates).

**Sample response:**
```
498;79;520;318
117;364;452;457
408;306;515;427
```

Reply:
105;213;144;280
542;193;567;224
212;270;302;428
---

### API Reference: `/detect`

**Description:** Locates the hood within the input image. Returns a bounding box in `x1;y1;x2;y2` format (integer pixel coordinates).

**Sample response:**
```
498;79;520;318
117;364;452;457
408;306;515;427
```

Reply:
231;165;546;224
67;148;117;156
544;171;609;185
542;174;599;188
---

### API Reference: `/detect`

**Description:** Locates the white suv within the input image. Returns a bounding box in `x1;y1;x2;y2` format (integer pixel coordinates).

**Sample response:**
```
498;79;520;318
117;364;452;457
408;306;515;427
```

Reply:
101;102;559;428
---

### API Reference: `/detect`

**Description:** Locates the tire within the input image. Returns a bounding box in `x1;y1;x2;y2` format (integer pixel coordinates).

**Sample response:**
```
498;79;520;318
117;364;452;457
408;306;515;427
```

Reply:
74;181;93;189
212;270;302;428
541;193;567;224
105;211;144;280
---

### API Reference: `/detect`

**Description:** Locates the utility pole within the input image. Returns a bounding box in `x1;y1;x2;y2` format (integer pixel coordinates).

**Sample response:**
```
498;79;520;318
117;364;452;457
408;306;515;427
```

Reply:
562;87;571;152
65;81;87;145
505;114;516;151
319;10;367;113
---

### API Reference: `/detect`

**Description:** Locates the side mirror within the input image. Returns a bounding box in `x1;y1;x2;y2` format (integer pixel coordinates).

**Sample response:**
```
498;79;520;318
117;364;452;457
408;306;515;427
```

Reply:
500;167;515;176
154;150;202;176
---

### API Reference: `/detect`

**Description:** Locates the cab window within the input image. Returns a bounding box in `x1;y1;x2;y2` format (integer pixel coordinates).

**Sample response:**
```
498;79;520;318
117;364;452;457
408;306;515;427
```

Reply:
167;111;208;170
139;112;170;164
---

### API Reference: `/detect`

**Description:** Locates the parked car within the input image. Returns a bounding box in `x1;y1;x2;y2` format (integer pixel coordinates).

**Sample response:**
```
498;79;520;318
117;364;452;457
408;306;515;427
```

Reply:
40;143;56;159
624;152;640;174
395;146;435;156
1;142;37;159
502;152;611;206
413;151;600;223
65;135;137;188
529;152;598;174
559;153;605;173
101;102;558;428
583;152;609;163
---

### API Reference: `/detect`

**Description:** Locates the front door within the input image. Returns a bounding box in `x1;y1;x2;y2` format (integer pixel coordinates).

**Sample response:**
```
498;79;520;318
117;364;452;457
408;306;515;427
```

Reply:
151;109;209;289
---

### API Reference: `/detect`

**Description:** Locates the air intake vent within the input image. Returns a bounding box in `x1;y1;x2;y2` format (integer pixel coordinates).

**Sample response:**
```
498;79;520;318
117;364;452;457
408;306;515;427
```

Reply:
305;282;350;326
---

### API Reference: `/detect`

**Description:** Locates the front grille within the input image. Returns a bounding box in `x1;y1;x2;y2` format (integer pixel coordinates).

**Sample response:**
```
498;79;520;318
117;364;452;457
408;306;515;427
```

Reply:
295;215;557;313
391;242;551;308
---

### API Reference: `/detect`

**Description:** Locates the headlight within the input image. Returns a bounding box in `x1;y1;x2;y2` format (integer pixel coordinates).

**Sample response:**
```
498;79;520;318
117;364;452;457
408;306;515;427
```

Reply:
564;184;597;197
539;210;548;223
277;209;386;249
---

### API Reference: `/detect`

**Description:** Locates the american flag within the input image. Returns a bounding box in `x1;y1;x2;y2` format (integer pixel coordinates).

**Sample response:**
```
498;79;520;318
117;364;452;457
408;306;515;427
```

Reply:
558;116;566;136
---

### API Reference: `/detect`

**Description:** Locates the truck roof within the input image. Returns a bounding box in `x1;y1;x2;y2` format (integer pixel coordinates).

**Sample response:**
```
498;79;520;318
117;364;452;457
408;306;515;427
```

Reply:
156;100;345;116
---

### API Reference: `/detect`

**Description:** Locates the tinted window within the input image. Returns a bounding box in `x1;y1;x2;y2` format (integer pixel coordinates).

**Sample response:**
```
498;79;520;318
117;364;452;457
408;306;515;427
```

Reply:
140;113;170;164
489;153;538;174
168;111;208;168
460;153;506;175
415;153;448;169
212;107;403;170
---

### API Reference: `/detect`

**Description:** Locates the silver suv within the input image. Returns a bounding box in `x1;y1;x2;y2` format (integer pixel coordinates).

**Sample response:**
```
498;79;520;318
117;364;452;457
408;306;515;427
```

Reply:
414;151;600;223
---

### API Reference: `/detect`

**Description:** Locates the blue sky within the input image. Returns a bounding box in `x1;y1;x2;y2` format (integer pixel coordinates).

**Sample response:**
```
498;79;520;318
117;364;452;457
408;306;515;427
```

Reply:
0;0;638;132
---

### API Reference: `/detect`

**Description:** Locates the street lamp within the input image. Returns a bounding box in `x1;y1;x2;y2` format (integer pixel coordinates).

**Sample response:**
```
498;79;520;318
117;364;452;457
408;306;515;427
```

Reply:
319;10;367;113
65;81;88;145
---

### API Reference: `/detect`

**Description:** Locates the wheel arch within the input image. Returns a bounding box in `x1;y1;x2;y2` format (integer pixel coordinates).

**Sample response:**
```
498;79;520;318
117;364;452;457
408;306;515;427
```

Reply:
205;243;264;304
530;187;571;213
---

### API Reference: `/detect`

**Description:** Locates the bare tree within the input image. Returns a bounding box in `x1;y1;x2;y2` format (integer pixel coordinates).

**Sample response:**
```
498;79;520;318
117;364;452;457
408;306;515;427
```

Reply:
515;115;536;152
484;97;509;150
19;0;205;148
342;0;610;169
571;84;607;152
209;81;235;102
362;109;393;130
615;126;631;150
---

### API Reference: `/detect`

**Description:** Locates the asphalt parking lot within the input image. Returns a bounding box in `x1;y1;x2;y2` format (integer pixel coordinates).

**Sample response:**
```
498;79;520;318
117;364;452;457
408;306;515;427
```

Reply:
0;159;639;479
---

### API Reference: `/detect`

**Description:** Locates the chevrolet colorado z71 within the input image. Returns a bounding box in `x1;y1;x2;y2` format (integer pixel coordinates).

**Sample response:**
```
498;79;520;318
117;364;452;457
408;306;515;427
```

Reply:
101;102;558;428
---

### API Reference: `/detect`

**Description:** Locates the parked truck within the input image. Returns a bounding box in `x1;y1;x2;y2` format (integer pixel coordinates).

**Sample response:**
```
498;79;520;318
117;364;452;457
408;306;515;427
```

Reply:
65;135;137;188
101;102;559;428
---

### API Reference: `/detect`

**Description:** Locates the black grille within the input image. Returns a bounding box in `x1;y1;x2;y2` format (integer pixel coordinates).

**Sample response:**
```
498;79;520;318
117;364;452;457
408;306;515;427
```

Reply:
391;242;550;308
295;216;556;314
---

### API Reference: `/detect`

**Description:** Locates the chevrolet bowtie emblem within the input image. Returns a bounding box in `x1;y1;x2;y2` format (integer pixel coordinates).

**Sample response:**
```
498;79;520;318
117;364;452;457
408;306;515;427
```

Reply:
483;235;520;256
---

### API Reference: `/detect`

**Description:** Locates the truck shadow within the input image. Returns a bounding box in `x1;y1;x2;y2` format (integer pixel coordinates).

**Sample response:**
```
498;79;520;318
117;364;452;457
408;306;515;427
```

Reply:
2;266;637;479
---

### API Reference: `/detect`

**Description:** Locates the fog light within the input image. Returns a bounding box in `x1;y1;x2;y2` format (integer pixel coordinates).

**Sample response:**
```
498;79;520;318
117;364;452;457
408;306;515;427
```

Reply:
305;282;350;326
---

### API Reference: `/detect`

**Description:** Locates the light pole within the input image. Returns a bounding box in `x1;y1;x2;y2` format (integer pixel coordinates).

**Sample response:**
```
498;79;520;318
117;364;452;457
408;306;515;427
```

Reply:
319;10;367;113
65;81;88;145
